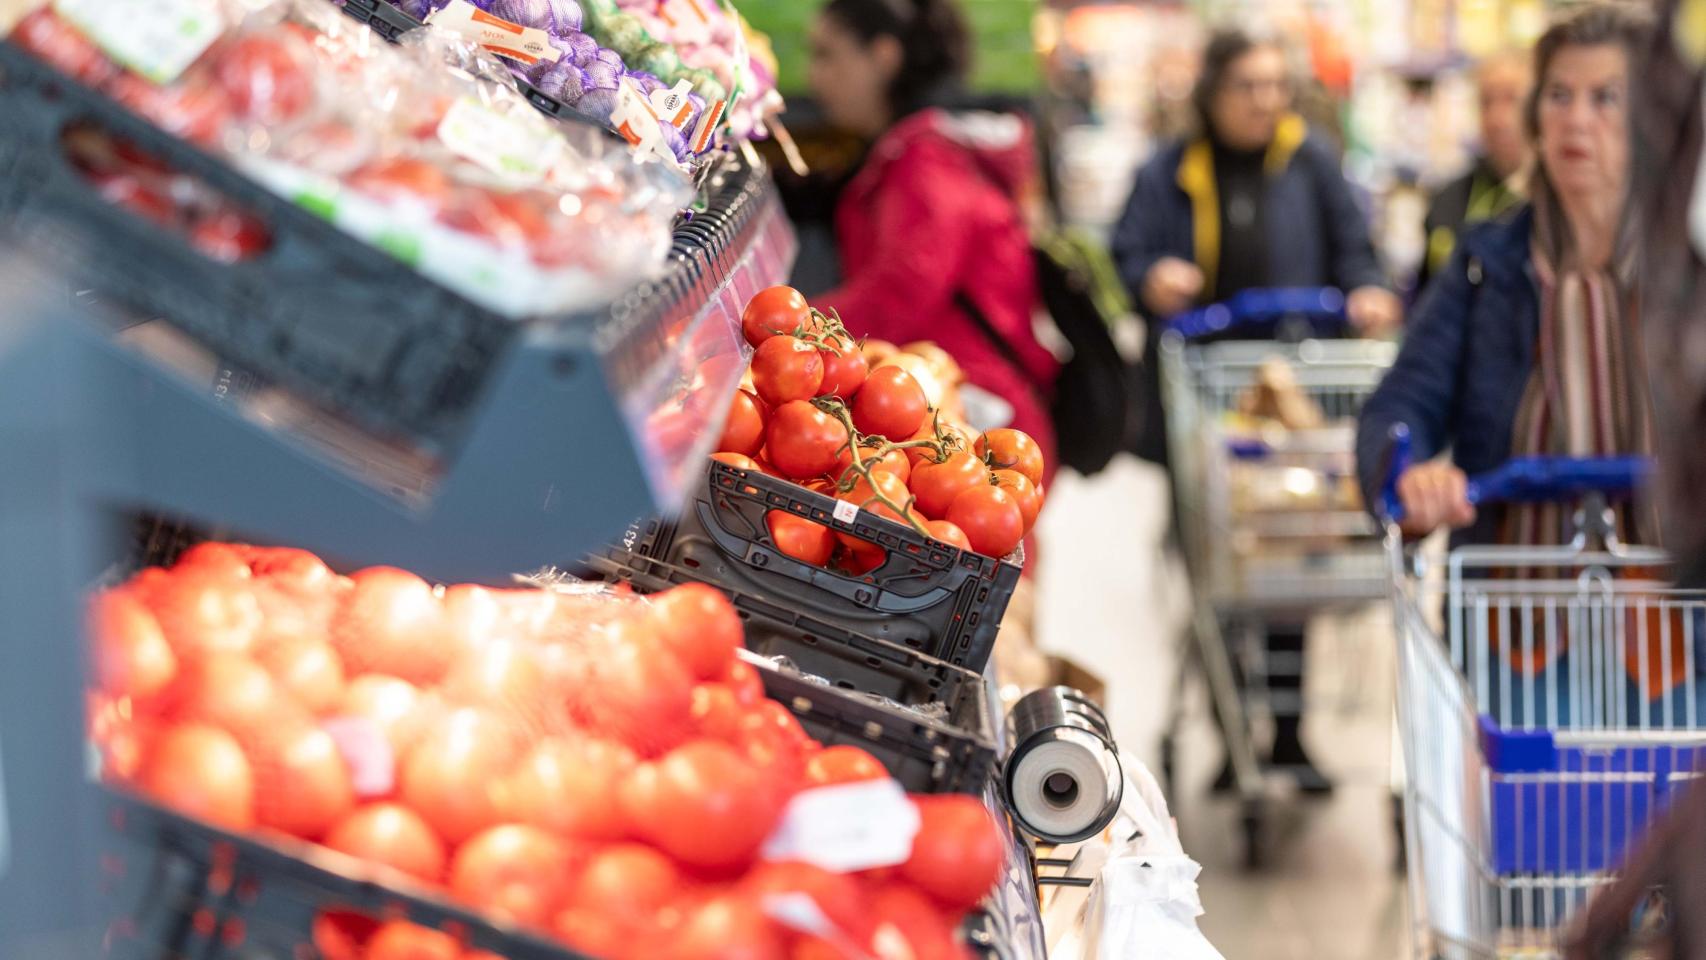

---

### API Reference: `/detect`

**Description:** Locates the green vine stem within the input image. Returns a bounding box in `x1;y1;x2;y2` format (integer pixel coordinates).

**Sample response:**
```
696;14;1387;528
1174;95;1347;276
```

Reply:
811;397;933;537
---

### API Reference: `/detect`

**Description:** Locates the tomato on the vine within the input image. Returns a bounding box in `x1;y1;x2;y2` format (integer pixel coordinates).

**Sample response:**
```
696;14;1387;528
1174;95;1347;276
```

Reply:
946;483;1025;558
835;443;911;486
742;286;811;347
924;520;973;552
817;334;869;398
767;511;836;566
851;367;929;441
976;428;1046;486
751;336;825;407
839;470;918;527
907;451;989;520
993;468;1044;532
718;389;769;457
901;794;1006;909
766;401;849;482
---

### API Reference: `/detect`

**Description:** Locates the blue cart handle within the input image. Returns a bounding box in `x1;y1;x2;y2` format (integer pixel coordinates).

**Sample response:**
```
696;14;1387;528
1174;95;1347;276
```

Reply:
1165;287;1350;342
1379;423;1653;524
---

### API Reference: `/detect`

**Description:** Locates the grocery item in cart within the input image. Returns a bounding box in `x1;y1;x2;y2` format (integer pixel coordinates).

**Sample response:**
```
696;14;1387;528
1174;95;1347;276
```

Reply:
1233;357;1326;430
87;541;1007;958
7;0;686;317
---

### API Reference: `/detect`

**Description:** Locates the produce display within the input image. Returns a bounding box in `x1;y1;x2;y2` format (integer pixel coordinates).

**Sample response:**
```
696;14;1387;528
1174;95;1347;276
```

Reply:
8;0;686;315
714;286;1049;565
88;541;1008;958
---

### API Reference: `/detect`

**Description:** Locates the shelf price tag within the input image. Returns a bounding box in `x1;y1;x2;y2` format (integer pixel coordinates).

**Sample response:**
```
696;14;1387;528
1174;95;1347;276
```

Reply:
832;499;859;525
612;77;690;172
52;0;225;86
428;0;563;66
761;779;920;872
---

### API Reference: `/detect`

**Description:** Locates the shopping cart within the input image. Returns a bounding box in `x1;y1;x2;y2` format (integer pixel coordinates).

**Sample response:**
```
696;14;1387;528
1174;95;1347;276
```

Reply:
1382;427;1706;959
1157;288;1397;866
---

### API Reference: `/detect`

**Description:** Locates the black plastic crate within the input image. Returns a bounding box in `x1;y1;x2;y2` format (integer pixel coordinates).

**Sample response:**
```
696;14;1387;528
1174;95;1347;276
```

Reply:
333;0;425;41
585;460;1022;672
98;789;593;960
962;907;1018;959
753;658;998;796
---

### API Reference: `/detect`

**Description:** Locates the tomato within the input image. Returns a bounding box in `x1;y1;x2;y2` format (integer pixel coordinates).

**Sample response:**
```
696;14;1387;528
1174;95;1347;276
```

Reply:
817;334;869;399
900;795;1005;910
866;884;965;960
906;452;988;520
767;511;835;566
804;745;890;787
923;520;972;552
441;188;551;250
834;444;911;486
169;653;296;747
348;158;454;215
216;34;316;125
442;640;554;729
665;893;787;960
248;546;338;593
648;583;744;681
742;286;812;347
11;9;118;86
577;624;695;756
752;336;826;408
723;658;766;706
498;737;636;842
742;862;870;945
622;740;785;872
88;171;177;228
992;469;1043;533
245;722;353;838
839;541;888;577
449;824;579;929
256;639;345;715
324;803;447;884
715;452;763;471
89;694;158;784
173;542;253;580
146;571;262;658
332;568;451;685
766;401;849;482
312;910;378;960
946;484;1024;559
975;429;1045;486
365;922;459;960
574;843;684;923
553;909;634;958
190;209;271;263
106;72;232;147
739;700;813;785
88;589;177;703
852;368;929;442
690;682;746;741
141;724;256;831
719;390;770;457
337;674;429;755
839;470;917;526
399;708;524;844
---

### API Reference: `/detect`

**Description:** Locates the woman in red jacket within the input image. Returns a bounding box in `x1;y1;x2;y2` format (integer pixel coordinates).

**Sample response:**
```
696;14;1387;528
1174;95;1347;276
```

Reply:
807;0;1058;468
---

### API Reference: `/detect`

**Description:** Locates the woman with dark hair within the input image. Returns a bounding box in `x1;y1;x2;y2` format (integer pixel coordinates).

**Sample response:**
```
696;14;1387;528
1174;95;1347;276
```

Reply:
1113;27;1400;793
809;0;1058;465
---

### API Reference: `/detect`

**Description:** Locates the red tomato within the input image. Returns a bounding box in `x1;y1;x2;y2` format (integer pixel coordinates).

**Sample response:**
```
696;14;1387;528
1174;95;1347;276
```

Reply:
255;639;345;716
866;884;967;960
573;843;684;923
739;700;813;785
900;795;1005;910
766;401;849;482
312;910;378;960
11;9;118;86
665;893;787;960
742;862;870;945
168;653;294;747
449;824;579;929
578;623;695;756
852;368;929;442
250;724;354;839
348;158;454;215
690;682;746;741
839;541;888;577
324;803;447;884
440;188;551;250
992;469;1043;533
332;568;451;685
215;34;316;125
723;658;766;706
441;640;554;729
834;444;911;486
923;520;972;552
946;484;1024;559
106;72;232;147
804;745;890;787
715;452;763;471
719;390;770;457
817;334;869;398
839;470;918;527
173;542;254;580
498;737;636;842
88;693;158;785
248;546;338;595
752;337;826;407
88;171;177;228
146;571;262;658
88;589;177;703
907;452;989;521
366;922;459;960
553;909;634;958
337;674;429;755
975;429;1046;486
742;286;812;347
648;583;744;682
141;723;256;831
622;740;785;872
399;708;524;844
190;209;272;263
767;511;835;566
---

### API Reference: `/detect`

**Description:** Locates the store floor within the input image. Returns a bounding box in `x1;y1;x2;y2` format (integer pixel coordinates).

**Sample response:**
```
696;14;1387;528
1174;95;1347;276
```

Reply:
1034;457;1407;960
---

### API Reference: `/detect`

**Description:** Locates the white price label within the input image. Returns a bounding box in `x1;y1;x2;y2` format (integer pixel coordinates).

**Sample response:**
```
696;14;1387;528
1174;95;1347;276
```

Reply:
648;79;697;131
831;499;859;525
436;97;566;186
690;98;728;156
321;717;395;799
52;0;225;86
761;779;919;872
428;0;562;66
611;77;688;170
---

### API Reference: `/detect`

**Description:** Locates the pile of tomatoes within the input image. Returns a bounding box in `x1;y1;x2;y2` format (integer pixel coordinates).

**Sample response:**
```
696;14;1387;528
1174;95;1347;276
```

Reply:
86;542;1007;960
715;287;1048;569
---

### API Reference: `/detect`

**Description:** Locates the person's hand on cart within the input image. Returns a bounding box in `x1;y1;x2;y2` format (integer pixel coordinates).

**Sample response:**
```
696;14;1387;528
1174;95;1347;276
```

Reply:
1392;461;1477;538
1345;286;1403;336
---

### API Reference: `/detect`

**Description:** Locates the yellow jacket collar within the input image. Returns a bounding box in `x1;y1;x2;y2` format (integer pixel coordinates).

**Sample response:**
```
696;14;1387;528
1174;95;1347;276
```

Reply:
1174;113;1307;298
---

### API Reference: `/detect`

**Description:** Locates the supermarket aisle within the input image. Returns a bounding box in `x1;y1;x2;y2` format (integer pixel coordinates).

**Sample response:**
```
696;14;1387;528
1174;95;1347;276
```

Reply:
1035;459;1406;960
